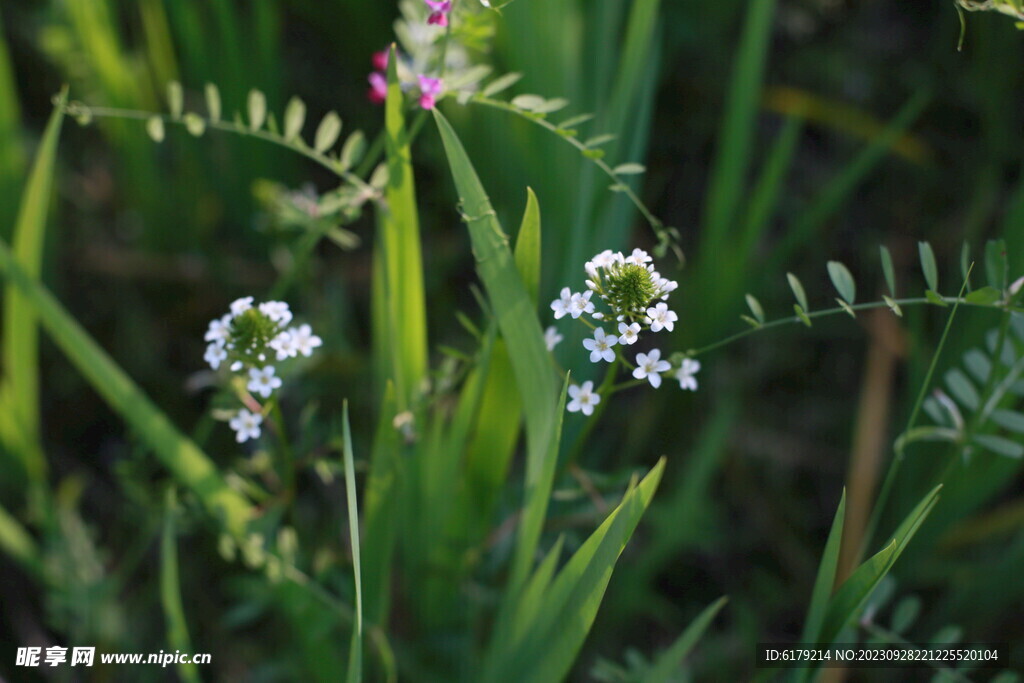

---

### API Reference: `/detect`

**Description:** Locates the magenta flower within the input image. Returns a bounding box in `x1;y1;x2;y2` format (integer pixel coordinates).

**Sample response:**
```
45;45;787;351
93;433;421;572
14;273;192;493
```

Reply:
417;75;443;110
372;49;389;72
368;72;387;104
425;0;451;26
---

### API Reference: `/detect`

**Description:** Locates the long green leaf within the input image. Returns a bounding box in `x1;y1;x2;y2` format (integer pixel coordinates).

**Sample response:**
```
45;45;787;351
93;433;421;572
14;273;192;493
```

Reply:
701;0;777;248
514;187;542;305
487;459;666;682
380;44;428;410
643;596;729;683
0;501;41;576
0;236;255;536
817;485;941;646
1;90;65;485
360;383;401;625
799;488;847;645
433;109;559;592
161;489;200;683
342;402;363;683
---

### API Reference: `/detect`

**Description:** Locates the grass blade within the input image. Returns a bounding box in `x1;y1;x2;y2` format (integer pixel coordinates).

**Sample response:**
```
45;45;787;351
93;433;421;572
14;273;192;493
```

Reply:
799;489;847;646
514;187;542;306
381;45;428;410
161;489;200;683
1;90;65;485
341;401;363;683
643;596;729;682
701;0;777;249
817;485;941;647
432;109;559;591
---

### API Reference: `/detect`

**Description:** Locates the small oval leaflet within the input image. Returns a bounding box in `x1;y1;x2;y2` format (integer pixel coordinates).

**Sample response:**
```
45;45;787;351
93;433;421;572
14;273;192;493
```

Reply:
146;116;165;142
248;89;267;131
205;83;221;122
827;260;856;304
184;113;206;137
283;97;306;141
314;111;342;153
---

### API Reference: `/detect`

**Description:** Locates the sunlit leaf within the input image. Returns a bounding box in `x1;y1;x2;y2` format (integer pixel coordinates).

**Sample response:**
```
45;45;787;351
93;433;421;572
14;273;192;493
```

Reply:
315;111;342;153
283;96;305;141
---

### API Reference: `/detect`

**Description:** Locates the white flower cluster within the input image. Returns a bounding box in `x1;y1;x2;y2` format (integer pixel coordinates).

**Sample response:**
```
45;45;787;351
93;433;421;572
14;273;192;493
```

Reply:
204;297;322;442
549;248;700;415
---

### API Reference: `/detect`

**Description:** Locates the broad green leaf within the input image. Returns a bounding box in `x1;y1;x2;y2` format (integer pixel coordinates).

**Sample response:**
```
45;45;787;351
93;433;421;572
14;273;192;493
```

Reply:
481;71;523;97
799;489;847;647
491;535;565;650
161;490;200;683
966;286;1002;305
787;272;809;311
880;245;897;296
1;91;64;486
433;109;559;591
146;115;165;142
945;368;979;411
991;409;1024;433
643;596;728;682
204;82;221;122
247;89;267;130
972;434;1024;458
380;47;428;409
283;96;305;141
514;187;542;305
0;237;255;536
341;402;363;683
919;241;939;292
817;485;941;646
315;111;342;153
745;293;765;324
827;261;856;304
167;80;183;118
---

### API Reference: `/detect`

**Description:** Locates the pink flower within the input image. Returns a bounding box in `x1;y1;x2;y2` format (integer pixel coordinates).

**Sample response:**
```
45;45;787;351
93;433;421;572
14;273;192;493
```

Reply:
417;75;443;110
425;0;451;26
372;49;389;72
368;72;387;104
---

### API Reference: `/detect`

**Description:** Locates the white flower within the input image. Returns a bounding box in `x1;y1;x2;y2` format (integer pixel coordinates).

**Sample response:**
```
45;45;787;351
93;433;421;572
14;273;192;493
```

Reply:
658;278;679;298
291;324;323;357
230;361;244;372
584;261;599;281
551;287;573;319
544;326;563;351
570;290;595;318
259;300;293;325
247;366;282;398
625;248;652;265
676;358;701;391
567;380;601;416
269;331;299;361
618;321;641;345
229;409;263;443
205;314;232;344
633;348;671;388
230;296;254;317
204;343;227;370
646;302;678;333
582;327;618;363
592;249;617;269
1011;275;1024;297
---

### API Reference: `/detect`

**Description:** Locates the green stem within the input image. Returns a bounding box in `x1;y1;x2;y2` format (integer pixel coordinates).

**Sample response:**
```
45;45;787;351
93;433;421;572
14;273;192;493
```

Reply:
691;295;1021;358
268;398;295;502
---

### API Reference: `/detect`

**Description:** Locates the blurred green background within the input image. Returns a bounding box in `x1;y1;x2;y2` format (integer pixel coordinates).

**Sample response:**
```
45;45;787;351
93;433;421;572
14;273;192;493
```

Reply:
1;0;1023;680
